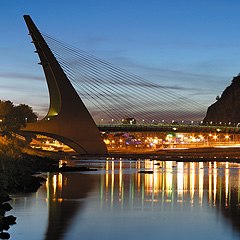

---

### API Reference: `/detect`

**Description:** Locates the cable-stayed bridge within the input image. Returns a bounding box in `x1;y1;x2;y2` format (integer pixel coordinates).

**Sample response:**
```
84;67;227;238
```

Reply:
40;32;240;134
41;32;206;125
21;16;240;155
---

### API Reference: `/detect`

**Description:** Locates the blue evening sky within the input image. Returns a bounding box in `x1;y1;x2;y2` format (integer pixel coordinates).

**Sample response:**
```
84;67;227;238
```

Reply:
0;0;240;118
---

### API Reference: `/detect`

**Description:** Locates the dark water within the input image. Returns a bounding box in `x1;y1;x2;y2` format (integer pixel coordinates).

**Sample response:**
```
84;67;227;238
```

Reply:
8;160;240;240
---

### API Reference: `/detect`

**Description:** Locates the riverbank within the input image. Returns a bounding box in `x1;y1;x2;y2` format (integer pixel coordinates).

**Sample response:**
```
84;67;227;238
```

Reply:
0;148;97;239
75;146;240;162
0;145;99;194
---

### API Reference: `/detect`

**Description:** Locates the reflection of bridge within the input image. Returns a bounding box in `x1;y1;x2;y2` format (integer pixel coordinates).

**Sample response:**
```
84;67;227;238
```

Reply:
42;160;240;239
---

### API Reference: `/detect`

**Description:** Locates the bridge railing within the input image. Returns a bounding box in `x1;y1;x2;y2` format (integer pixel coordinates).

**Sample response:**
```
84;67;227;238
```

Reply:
97;124;240;133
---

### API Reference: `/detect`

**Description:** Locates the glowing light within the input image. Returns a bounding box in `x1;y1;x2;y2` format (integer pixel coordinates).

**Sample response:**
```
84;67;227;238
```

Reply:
199;162;204;204
177;162;184;198
104;139;110;144
58;173;63;195
225;168;229;206
166;161;173;197
209;163;212;204
53;174;57;197
213;162;217;206
190;162;195;202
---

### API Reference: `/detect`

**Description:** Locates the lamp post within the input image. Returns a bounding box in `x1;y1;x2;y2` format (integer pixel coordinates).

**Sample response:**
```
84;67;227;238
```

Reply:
225;134;230;145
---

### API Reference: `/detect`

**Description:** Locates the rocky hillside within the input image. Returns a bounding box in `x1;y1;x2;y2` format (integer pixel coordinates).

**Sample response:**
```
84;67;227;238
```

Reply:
203;74;240;125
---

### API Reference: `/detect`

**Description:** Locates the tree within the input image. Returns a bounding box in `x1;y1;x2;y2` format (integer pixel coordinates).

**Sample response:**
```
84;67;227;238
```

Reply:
0;100;37;138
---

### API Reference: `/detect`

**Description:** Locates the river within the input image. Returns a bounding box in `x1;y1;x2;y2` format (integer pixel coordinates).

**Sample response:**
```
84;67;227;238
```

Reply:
8;159;240;240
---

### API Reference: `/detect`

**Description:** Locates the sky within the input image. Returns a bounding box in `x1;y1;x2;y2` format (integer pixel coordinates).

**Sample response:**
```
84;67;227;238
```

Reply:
1;0;240;118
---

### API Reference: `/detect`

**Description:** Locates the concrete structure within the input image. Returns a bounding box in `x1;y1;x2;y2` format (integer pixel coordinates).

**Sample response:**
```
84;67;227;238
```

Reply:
21;15;108;155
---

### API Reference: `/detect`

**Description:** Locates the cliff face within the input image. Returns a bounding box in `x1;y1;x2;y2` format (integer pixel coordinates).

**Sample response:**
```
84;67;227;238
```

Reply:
203;75;240;125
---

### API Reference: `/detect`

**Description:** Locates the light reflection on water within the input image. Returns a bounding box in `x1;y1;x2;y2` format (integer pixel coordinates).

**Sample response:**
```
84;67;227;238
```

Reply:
9;160;240;240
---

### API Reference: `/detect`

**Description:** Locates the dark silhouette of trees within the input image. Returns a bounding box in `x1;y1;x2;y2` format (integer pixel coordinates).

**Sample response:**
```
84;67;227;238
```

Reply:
0;100;37;138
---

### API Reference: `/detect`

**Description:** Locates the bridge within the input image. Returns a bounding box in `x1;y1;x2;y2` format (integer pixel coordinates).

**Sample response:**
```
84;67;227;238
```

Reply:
22;15;107;155
19;16;238;154
97;124;240;134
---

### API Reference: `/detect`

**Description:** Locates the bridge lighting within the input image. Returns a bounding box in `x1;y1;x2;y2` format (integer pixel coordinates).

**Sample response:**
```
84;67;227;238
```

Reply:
225;135;230;139
213;135;218;140
210;121;212;125
229;122;231;125
104;139;110;144
111;119;114;122
209;133;212;137
191;121;193;124
162;120;165;122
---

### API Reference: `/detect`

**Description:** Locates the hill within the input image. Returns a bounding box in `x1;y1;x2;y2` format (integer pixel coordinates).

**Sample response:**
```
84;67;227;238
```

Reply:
203;74;240;125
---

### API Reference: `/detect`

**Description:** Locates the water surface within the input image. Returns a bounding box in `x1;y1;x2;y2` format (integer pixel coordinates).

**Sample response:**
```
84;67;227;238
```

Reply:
9;160;240;239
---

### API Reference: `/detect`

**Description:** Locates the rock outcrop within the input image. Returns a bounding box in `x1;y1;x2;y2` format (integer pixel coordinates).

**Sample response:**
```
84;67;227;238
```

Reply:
204;74;240;125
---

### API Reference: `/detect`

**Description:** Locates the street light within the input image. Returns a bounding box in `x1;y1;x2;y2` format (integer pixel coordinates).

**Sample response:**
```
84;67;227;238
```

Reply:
225;135;230;142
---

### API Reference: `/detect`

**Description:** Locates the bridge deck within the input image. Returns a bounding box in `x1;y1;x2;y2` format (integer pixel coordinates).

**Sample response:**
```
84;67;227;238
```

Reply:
97;124;240;134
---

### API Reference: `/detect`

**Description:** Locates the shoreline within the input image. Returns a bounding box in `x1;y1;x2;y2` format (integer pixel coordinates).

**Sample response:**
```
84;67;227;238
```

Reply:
73;147;240;162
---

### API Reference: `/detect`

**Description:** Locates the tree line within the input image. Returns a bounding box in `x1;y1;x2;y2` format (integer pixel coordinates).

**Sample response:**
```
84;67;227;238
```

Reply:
0;100;37;138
